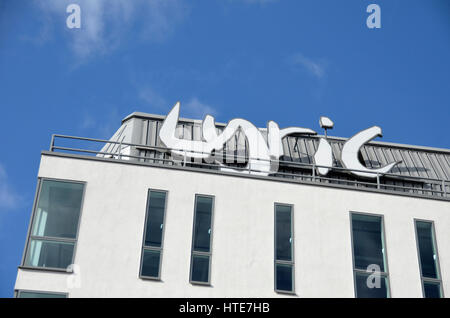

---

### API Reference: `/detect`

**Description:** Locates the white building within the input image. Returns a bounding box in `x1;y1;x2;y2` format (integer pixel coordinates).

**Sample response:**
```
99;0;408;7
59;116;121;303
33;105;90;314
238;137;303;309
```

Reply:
14;105;449;298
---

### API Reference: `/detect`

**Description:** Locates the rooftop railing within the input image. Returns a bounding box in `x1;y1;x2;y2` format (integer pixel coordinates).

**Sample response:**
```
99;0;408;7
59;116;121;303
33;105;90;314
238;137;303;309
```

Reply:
48;134;449;200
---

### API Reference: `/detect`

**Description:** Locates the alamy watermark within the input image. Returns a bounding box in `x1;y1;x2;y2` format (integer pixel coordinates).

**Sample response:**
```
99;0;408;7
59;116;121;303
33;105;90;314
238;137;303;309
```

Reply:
64;3;381;30
66;4;81;29
366;264;382;289
367;4;381;29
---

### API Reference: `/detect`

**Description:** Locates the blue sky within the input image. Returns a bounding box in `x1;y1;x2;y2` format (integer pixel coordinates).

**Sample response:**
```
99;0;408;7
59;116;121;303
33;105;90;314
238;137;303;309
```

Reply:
0;0;449;297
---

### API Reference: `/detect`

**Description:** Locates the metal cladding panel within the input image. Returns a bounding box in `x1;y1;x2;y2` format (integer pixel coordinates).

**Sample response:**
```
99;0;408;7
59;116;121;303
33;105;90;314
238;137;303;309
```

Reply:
359;146;372;169
304;139;316;164
149;120;158;146
366;146;381;169
281;138;290;162
193;124;202;141
286;137;300;162
373;147;388;167
401;150;420;177
114;116;449;183
297;138;311;164
436;154;449;179
175;124;184;139
236;129;248;160
428;153;447;180
330;142;342;167
141;120;148;145
409;151;428;179
98;123;129;156
182;124;192;141
419;153;438;179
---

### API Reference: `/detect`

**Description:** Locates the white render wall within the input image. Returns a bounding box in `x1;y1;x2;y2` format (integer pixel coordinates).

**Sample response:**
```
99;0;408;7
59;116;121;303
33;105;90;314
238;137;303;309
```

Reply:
15;154;450;298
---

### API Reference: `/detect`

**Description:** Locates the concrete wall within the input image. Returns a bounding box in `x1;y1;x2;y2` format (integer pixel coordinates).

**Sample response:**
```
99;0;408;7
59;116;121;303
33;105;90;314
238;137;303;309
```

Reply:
14;154;450;297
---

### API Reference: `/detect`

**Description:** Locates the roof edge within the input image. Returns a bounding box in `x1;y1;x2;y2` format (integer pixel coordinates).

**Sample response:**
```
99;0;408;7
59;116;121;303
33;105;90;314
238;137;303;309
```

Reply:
122;112;450;154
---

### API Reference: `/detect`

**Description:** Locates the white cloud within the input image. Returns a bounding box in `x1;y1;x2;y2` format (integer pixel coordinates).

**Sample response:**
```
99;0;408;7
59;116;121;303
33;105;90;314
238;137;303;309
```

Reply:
183;97;218;119
138;87;169;110
0;164;20;210
138;86;217;119
79;108;122;139
35;0;188;60
289;53;328;79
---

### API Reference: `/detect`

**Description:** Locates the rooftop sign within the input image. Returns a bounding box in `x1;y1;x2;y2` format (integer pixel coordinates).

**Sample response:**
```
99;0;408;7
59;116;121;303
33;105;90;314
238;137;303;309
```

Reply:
159;102;401;179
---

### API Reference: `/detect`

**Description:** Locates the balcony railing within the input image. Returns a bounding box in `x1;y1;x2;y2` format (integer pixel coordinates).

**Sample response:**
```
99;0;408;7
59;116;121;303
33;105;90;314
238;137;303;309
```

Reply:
48;134;449;200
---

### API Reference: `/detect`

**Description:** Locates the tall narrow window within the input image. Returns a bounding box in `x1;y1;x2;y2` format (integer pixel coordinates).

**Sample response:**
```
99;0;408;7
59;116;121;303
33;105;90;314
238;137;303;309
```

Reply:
190;195;214;284
351;213;389;298
140;190;167;279
415;220;443;298
23;179;85;270
274;204;294;293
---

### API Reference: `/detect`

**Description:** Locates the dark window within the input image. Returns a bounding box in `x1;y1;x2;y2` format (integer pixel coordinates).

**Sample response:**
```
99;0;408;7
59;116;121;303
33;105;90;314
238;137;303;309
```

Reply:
423;282;442;298
17;291;67;298
193;196;213;253
190;195;214;284
276;263;293;292
191;255;210;283
415;220;443;298
351;214;386;271
144;191;166;247
24;179;84;270
275;204;294;293
140;190;167;279
276;206;292;261
31;180;83;239
351;213;389;298
141;249;161;278
354;272;389;298
25;239;75;269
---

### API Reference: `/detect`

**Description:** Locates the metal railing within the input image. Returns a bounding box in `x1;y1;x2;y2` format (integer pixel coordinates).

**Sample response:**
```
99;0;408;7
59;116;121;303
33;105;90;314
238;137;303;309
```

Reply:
48;134;449;199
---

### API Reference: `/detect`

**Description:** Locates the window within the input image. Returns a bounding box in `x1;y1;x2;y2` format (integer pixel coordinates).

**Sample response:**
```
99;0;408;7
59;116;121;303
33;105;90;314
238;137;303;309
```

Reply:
189;195;214;284
415;220;443;298
350;213;389;298
16;290;67;298
23;179;85;270
139;190;167;279
274;204;294;293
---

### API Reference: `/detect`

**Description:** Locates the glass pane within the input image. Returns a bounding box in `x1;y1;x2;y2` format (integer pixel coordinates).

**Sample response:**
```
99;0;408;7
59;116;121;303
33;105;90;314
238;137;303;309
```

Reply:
276;264;293;292
191;255;210;283
144;191;166;247
276;205;292;261
355;272;389;298
25;239;74;269
18;291;66;298
193;196;213;253
32;180;84;239
423;282;442;298
351;214;386;272
141;249;161;278
416;221;439;279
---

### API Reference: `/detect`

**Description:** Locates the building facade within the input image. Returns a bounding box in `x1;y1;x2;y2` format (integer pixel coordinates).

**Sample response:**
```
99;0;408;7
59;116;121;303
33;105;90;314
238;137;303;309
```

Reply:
14;107;450;298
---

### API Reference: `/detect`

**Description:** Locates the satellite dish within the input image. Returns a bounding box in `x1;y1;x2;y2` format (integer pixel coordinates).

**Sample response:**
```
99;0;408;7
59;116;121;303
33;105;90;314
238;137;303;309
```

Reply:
319;116;334;138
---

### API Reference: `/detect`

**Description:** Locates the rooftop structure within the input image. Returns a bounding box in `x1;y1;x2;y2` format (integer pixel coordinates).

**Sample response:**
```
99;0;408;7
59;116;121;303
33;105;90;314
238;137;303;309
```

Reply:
15;105;450;298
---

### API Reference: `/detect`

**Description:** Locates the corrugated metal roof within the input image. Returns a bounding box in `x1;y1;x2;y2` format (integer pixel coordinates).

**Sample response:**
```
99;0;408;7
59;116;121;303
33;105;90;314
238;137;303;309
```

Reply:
99;113;449;198
129;117;449;179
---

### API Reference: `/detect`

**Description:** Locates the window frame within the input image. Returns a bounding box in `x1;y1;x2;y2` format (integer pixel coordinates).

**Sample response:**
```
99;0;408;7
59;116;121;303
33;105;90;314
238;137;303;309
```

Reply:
20;177;86;272
15;289;68;298
139;189;168;281
189;194;215;286
274;203;295;295
349;211;391;298
413;219;444;298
